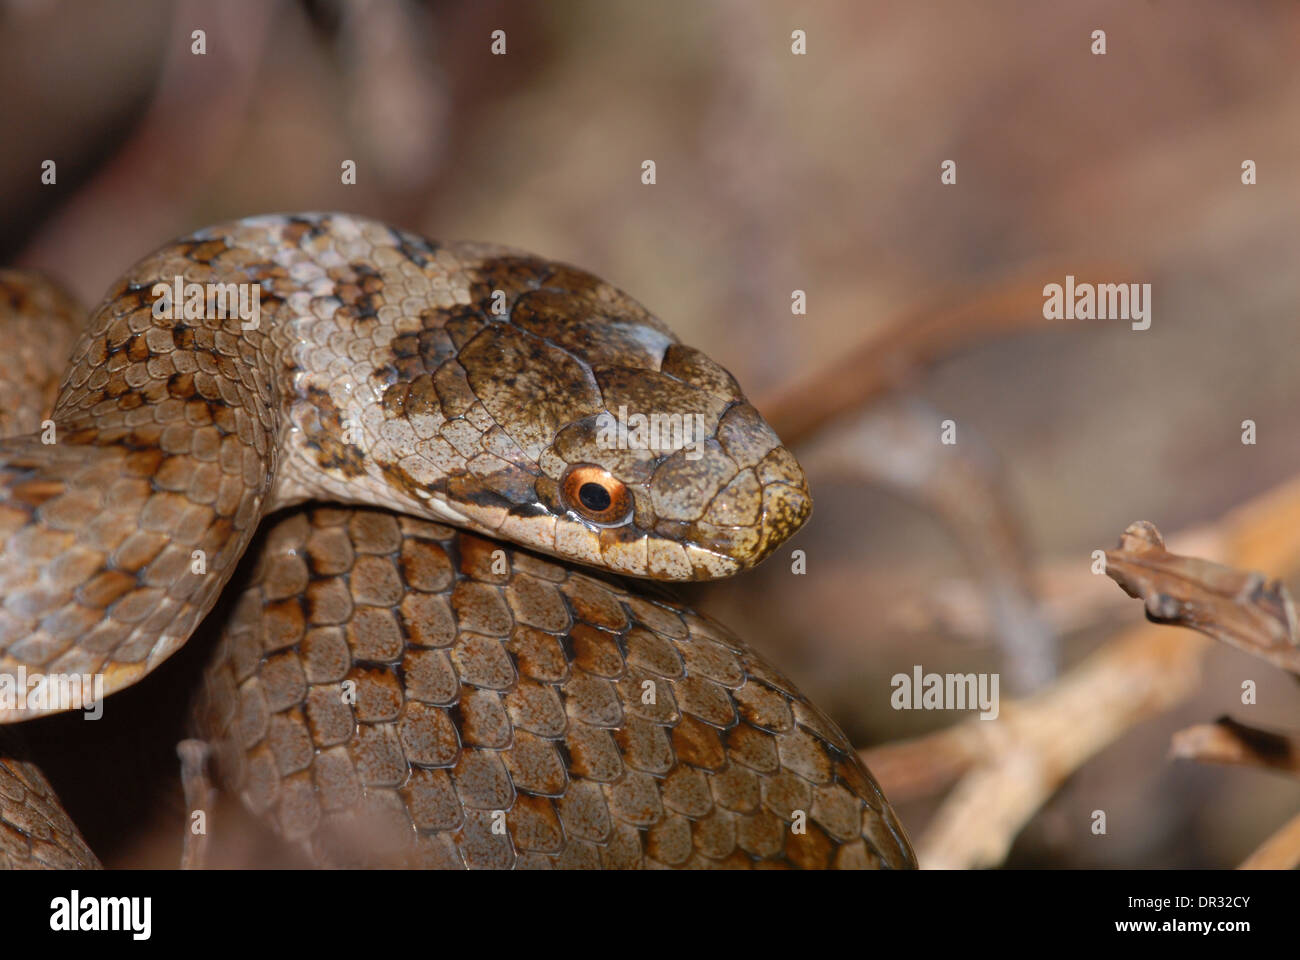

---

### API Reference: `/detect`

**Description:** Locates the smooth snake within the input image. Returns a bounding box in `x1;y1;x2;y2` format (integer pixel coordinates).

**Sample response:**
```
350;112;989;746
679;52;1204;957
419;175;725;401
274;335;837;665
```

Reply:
0;213;914;869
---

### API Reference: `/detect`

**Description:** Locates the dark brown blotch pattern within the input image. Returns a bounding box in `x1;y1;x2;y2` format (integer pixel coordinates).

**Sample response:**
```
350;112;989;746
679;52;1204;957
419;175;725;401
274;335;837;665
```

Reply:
365;249;810;578
195;506;915;870
0;750;101;869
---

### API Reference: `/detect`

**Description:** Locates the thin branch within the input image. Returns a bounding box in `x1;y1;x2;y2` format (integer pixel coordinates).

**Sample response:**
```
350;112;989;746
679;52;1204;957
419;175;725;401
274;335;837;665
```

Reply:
863;473;1300;868
806;398;1055;691
890;481;1300;647
859;721;986;801
885;561;1126;648
1170;717;1300;777
1238;810;1300;870
176;739;214;870
1104;520;1300;674
868;622;1209;867
759;258;1128;448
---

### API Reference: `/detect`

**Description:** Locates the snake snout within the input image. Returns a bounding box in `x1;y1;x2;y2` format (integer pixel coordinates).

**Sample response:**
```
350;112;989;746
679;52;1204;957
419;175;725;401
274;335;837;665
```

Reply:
756;471;814;559
705;470;813;574
625;399;813;579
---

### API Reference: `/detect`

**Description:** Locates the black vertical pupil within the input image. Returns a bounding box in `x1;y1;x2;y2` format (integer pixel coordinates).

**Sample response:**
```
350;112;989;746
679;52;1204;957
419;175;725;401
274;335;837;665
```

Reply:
578;482;612;512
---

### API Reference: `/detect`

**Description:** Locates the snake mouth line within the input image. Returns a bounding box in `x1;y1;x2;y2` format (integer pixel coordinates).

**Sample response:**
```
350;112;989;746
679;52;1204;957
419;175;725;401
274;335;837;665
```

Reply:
0;213;912;872
384;485;810;583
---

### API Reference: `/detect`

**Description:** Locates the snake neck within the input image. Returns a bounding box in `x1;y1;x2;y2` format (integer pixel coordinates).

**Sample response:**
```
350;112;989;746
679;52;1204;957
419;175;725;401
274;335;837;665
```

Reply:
0;212;814;722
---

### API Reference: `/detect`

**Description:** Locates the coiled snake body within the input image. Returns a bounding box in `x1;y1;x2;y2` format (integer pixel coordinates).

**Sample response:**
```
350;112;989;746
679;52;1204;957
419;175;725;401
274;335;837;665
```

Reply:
0;213;913;869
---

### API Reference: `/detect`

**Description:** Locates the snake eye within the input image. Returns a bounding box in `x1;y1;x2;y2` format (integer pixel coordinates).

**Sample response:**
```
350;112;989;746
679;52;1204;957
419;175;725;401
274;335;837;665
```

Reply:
561;464;633;527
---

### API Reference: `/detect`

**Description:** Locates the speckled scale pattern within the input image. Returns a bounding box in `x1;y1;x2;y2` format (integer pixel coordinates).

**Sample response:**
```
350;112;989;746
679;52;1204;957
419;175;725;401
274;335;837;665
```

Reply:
0;277;102;870
0;220;908;870
0;218;313;707
0;270;83;438
0;751;101;869
1;213;811;722
194;506;915;869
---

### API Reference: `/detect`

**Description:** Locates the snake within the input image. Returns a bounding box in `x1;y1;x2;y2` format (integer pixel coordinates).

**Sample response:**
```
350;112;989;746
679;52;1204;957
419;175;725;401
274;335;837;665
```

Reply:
0;213;914;869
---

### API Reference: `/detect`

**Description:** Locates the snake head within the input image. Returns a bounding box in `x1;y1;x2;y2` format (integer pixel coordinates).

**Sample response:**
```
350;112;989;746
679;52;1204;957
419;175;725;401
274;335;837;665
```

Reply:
367;245;812;581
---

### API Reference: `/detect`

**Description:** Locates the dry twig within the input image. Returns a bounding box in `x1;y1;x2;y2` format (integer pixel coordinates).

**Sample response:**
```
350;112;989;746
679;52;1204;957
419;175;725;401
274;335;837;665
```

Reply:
805;398;1055;690
1169;717;1300;776
1238;810;1300;870
864;475;1300;868
1103;519;1300;872
760;259;1127;448
1104;520;1300;673
865;622;1208;867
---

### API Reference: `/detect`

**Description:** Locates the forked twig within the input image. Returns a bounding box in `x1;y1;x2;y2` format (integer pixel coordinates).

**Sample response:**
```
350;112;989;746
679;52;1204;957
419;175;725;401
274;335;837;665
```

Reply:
805;399;1055;691
864;476;1300;868
1103;520;1300;871
1104;520;1300;673
864;621;1208;867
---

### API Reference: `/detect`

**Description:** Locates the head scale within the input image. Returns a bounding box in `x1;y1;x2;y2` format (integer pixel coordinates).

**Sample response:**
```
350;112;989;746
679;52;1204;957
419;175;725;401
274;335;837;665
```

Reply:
304;228;812;582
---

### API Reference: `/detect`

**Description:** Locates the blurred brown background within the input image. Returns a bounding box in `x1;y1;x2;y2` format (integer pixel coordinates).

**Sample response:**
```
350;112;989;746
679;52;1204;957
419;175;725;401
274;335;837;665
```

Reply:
3;0;1299;867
